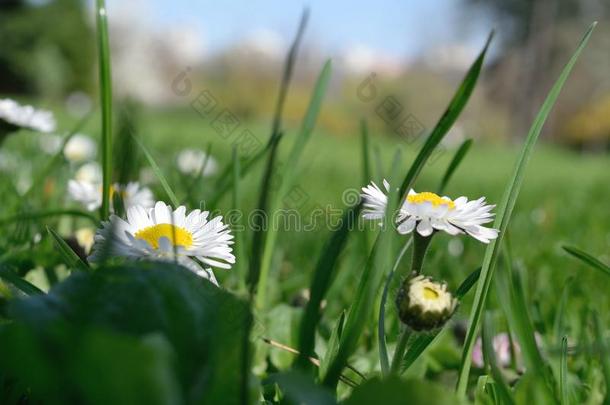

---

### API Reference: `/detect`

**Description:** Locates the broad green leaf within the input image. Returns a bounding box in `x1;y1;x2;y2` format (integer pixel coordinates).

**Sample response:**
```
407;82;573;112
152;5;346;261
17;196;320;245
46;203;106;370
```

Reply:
0;323;181;405
456;23;596;397
2;263;251;404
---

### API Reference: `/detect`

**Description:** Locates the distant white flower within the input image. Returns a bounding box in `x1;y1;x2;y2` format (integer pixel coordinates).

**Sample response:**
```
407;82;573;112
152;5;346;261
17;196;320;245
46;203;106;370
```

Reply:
64;134;97;163
68;180;154;212
0;98;56;133
396;275;458;331
75;227;96;254
361;180;499;243
89;201;235;285
75;162;102;183
39;134;63;155
176;148;218;177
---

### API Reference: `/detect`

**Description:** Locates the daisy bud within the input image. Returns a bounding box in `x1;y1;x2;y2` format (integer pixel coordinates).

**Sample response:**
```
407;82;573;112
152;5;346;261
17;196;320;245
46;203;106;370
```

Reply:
396;275;458;331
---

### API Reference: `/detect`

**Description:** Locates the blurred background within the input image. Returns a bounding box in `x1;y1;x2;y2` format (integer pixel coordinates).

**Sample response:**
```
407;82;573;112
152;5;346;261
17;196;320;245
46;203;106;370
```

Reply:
1;0;609;349
2;0;610;150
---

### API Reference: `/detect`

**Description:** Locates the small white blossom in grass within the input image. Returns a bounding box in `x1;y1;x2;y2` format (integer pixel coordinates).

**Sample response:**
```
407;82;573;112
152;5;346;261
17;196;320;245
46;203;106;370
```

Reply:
75;162;102;183
0;98;56;133
64;134;97;163
176;148;218;177
39;133;63;155
361;180;499;243
396;275;458;331
88;201;235;286
75;227;96;254
68;180;154;212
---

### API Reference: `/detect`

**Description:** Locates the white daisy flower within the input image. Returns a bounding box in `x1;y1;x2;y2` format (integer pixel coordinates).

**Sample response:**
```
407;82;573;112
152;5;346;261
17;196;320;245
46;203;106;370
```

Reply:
0;98;56;133
64;134;97;163
39;133;63;155
396;275;458;331
68;180;154;212
361;180;499;243
75;162;102;183
88;201;235;285
176;148;218;177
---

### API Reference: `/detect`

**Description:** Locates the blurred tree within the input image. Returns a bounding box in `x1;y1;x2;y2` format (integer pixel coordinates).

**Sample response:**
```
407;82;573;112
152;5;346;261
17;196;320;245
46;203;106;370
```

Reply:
466;0;610;148
0;0;94;97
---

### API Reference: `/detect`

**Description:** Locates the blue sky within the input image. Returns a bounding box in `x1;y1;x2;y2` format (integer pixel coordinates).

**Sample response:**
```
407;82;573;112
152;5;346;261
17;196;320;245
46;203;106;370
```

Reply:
110;0;494;60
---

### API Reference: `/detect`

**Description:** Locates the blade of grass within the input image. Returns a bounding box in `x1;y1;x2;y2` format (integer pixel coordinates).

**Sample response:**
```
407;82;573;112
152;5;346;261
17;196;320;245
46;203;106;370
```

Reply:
378;237;412;376
95;0;113;220
296;203;362;369
562;246;610;277
438;138;473;194
592;311;610;403
399;34;492;198
211;9;309;205
0;265;44;295
482;312;515;405
456;23;596;398
400;267;481;373
23;112;92;200
559;335;568;405
253;60;332;309
322;149;403;388
230;146;247;292
494;245;554;392
133;135;180;207
319;311;346;380
0;210;98;227
184;142;213;203
47;227;90;272
553;278;572;344
382;138;475;375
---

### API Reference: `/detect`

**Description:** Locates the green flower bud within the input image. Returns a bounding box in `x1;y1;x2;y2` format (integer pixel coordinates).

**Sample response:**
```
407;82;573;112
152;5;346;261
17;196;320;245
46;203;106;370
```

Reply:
396;275;458;331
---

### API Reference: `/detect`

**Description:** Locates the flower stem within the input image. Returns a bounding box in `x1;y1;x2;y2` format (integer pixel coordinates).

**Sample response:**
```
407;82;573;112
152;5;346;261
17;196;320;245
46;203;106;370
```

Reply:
411;232;433;274
390;327;411;374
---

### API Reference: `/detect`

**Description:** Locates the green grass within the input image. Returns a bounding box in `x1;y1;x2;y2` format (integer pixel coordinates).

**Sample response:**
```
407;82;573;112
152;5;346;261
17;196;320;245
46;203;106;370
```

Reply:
0;19;609;404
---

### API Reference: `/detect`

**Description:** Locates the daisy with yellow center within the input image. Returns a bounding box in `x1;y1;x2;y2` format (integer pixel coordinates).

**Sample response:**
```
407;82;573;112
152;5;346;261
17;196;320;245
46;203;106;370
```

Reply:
88;201;235;285
361;180;498;243
396;275;458;331
68;180;154;212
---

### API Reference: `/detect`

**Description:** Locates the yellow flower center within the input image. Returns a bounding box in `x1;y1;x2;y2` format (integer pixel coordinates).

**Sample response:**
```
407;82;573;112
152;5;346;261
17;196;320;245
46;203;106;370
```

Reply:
134;224;193;250
407;192;455;209
423;286;440;300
